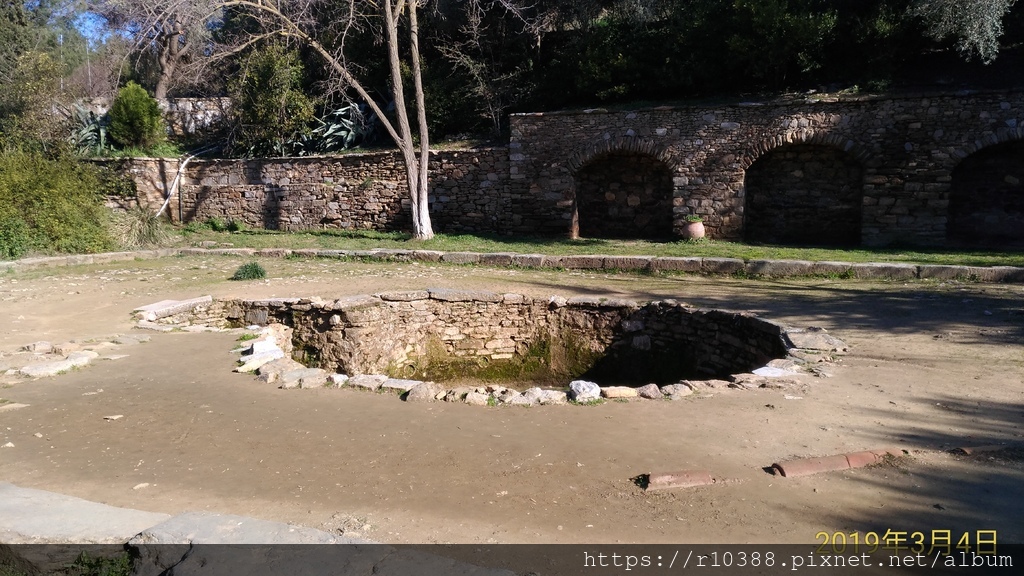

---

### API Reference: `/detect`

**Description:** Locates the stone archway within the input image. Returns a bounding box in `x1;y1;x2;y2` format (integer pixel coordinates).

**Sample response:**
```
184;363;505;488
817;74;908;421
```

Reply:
572;151;675;239
948;141;1024;246
743;144;864;247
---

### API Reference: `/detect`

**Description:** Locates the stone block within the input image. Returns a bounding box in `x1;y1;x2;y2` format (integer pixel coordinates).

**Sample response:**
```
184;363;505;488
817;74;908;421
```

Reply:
568;380;600;402
428;288;502;302
651;257;702;272
701;258;745;274
964;266;1024;283
917;265;971;280
511;254;544;268
440;252;482;264
744;259;814;277
478;252;516;266
348;374;388;390
559;255;605;269
134;296;213;322
809;261;854;277
601;386;638;399
851;262;918;280
603;256;652;271
411;250;443;262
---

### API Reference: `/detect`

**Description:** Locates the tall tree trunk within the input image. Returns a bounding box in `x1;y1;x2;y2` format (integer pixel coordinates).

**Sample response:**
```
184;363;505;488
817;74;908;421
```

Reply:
384;0;433;240
408;1;433;239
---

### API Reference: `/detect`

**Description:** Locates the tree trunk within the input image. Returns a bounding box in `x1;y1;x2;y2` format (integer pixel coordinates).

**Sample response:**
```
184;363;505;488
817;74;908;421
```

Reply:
408;1;433;240
385;0;434;240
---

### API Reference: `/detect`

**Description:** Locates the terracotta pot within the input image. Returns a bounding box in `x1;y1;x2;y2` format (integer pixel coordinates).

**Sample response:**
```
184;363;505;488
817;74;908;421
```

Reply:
682;221;705;240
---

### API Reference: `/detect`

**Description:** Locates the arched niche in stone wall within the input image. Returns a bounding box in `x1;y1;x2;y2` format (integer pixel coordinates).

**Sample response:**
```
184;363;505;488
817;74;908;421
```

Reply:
743;144;865;247
571;151;675;240
948;141;1024;247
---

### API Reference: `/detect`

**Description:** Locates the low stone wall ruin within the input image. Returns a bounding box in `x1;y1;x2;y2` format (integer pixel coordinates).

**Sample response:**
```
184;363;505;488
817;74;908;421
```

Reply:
212;289;791;384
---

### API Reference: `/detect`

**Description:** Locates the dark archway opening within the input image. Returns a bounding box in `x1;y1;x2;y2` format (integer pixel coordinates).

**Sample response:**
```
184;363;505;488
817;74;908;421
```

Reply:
744;144;863;247
574;152;674;239
948;141;1024;247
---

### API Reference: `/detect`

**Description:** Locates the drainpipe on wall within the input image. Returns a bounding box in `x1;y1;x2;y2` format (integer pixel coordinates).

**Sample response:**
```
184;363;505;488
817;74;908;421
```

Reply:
156;145;218;221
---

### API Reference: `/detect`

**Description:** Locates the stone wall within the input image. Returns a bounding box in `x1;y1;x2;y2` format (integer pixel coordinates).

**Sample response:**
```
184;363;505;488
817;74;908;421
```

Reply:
79;97;229;138
219;290;790;384
108;89;1024;247
509;89;1024;246
744;145;864;246
178;149;510;232
947;141;1024;246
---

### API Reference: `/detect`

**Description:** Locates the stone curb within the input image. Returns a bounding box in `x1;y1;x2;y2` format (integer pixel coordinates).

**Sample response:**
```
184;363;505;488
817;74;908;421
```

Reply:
644;470;716;491
772;447;903;478
2;248;1022;283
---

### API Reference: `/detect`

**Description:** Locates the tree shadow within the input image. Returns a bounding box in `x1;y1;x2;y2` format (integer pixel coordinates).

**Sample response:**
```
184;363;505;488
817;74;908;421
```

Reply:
780;396;1024;545
514;274;1024;346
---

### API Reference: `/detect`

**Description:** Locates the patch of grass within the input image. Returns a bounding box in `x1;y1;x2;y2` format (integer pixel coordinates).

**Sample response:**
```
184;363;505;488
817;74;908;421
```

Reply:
171;229;1024;268
69;550;133;576
110;206;169;249
0;562;29;576
570;398;605;406
95;141;183;159
237;333;259;342
230;261;266;280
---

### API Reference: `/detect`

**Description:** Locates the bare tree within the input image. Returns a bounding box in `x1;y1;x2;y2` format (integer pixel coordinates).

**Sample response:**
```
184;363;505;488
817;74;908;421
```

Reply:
120;1;433;239
913;0;1018;63
435;1;535;135
93;1;212;98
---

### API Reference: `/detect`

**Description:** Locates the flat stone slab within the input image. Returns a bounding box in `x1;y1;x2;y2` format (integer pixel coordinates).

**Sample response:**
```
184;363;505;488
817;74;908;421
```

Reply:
18;352;94;378
234;349;285;373
0;482;170;544
0;403;30;412
348;374;388;390
428;288;501;302
380;378;422;393
785;328;848;352
134;296;213;322
280;368;329;389
128;511;355;545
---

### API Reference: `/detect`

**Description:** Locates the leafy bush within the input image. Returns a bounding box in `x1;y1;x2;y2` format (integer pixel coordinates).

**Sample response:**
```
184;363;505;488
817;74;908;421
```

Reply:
228;44;316;157
0;150;115;259
108;82;164;149
230;261;266;281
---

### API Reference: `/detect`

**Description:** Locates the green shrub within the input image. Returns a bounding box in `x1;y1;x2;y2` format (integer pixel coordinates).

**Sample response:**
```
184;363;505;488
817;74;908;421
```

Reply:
108;82;164;149
228;44;316;157
0;150;115;258
206;217;229;232
231;261;266;280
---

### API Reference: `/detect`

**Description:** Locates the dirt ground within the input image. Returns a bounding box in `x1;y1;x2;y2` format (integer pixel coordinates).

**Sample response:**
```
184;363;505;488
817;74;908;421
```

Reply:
0;255;1022;546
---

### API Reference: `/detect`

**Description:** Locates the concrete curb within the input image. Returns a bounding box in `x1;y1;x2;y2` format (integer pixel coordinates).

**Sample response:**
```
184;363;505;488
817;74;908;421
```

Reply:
643;470;716;491
2;248;1022;283
772;447;903;478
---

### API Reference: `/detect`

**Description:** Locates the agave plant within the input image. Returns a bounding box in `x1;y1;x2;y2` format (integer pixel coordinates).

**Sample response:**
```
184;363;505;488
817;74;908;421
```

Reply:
68;103;110;156
297;102;384;156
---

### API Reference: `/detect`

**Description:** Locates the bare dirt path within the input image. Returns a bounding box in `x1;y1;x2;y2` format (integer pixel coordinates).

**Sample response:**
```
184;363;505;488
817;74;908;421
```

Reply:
1;255;1022;545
